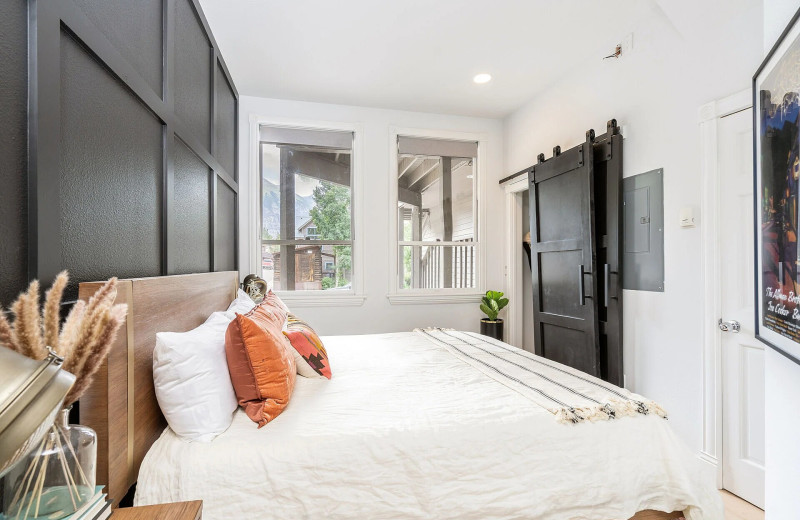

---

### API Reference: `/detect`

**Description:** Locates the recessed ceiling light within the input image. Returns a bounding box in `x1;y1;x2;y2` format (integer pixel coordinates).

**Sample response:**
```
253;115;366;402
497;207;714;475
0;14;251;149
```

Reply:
473;73;492;84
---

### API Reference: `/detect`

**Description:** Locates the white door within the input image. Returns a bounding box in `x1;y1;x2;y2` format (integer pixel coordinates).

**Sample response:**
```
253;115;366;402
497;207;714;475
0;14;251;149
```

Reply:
718;107;765;509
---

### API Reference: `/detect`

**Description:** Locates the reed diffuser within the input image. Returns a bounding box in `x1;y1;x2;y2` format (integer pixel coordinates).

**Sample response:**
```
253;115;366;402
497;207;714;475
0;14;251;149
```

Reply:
0;273;126;520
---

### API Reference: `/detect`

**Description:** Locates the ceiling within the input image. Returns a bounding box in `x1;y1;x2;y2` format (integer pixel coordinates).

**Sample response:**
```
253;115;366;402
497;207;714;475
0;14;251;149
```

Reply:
197;0;750;118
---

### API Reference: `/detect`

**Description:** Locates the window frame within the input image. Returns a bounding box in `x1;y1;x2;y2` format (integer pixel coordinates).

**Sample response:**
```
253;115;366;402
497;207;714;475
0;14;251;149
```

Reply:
387;127;487;304
249;116;365;306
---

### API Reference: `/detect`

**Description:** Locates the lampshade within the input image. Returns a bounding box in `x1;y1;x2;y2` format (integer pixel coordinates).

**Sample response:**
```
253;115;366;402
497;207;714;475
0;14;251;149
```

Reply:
0;346;75;478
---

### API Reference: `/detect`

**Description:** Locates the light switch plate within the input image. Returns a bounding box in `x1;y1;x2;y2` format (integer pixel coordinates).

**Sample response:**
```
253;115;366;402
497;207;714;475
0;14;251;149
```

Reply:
680;206;696;228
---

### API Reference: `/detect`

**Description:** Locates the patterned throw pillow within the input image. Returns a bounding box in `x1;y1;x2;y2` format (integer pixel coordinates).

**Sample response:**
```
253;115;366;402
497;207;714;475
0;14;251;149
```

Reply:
225;301;296;427
264;289;291;314
282;314;332;379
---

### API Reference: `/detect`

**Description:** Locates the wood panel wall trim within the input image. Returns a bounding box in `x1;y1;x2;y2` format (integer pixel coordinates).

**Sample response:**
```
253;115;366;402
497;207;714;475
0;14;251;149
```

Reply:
78;272;238;507
77;279;133;506
125;282;136;486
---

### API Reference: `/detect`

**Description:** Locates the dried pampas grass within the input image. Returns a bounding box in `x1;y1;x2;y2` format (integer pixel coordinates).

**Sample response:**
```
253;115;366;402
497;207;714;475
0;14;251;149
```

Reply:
13;280;44;359
43;271;68;351
0;272;127;405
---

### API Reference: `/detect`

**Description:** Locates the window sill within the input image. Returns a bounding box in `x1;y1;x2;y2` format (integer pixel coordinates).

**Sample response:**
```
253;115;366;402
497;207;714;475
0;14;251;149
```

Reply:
387;292;484;305
275;293;366;307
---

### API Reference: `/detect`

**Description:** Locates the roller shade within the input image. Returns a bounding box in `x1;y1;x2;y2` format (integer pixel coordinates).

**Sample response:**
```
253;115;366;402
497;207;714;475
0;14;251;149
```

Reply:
260;126;352;150
398;136;478;158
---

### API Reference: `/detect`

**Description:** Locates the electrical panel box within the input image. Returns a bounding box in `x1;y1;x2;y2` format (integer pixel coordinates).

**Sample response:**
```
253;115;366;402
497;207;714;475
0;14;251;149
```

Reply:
622;168;664;291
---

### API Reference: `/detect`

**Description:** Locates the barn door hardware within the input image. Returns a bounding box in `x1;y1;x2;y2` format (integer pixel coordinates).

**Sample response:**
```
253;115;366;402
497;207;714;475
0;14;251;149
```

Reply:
593;120;619;163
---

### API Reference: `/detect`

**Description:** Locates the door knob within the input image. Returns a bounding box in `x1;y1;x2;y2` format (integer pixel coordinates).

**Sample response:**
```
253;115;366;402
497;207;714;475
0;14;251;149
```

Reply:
718;319;740;333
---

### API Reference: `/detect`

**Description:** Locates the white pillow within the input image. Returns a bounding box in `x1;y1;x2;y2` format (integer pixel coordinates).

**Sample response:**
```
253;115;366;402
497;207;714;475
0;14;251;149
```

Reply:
153;311;238;442
224;288;257;318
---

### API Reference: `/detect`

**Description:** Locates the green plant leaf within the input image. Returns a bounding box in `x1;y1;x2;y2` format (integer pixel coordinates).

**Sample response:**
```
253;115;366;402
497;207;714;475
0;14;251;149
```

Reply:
495;291;504;298
497;298;509;310
489;299;499;312
480;303;495;319
481;296;491;307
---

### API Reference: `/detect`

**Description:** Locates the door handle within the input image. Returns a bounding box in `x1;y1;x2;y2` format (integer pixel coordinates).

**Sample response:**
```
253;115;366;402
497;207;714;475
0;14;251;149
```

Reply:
604;264;618;308
578;264;592;306
718;319;740;333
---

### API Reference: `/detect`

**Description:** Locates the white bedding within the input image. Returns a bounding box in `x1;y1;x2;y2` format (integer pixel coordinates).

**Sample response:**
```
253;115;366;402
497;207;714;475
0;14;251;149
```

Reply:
135;332;722;520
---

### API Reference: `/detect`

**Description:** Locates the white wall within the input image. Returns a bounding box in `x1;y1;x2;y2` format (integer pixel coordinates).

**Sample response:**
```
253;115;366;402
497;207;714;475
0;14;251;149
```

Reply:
238;96;504;336
763;1;800;516
764;349;800;517
503;1;763;452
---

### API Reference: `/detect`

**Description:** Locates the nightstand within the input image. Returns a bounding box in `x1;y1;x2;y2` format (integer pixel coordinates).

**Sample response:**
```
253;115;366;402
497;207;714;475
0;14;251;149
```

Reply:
112;500;202;520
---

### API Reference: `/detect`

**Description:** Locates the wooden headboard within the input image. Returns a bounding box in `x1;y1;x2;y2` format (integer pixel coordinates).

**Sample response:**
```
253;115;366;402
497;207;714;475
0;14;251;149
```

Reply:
77;272;239;506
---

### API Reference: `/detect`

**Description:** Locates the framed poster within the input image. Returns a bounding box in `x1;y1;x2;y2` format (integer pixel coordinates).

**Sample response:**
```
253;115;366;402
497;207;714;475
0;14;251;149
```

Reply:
754;6;800;365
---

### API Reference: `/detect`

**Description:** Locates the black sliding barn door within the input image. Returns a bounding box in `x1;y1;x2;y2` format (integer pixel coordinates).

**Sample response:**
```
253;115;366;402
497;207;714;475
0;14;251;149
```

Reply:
593;121;623;386
528;132;601;377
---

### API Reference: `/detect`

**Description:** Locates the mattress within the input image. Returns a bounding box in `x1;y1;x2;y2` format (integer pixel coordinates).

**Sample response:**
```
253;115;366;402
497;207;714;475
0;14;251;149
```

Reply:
135;331;722;519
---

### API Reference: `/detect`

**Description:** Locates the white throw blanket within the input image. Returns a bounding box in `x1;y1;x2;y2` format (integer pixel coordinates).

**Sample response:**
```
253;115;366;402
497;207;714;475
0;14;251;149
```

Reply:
416;328;668;424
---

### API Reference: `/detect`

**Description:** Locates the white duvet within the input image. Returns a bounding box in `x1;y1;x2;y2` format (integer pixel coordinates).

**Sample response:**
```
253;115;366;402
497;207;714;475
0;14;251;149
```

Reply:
135;332;722;520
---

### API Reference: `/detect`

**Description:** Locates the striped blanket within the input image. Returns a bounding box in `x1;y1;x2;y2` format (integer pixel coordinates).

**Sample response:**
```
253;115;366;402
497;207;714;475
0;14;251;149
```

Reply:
415;328;667;424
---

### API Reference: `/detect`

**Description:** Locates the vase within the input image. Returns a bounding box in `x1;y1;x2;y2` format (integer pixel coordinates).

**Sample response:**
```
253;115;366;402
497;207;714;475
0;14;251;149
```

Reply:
480;318;504;341
1;408;96;520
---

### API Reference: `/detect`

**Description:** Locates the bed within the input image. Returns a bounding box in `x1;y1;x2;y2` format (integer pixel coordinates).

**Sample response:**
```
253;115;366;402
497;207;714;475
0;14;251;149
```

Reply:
78;273;722;520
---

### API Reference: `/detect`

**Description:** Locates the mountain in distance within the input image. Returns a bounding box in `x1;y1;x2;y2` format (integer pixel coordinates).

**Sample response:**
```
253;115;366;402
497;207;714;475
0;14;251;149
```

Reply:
262;179;315;239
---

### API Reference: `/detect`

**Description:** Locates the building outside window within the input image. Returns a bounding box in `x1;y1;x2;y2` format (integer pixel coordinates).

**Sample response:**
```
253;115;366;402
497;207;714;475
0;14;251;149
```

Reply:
259;126;354;291
396;136;478;290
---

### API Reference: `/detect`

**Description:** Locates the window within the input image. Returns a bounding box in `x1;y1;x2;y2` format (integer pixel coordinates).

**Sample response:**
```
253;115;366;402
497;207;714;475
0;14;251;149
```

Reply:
396;135;478;290
259;126;354;292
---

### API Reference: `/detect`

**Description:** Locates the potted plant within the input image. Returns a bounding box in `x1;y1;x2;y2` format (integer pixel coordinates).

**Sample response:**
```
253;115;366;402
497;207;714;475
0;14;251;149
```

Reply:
480;290;508;341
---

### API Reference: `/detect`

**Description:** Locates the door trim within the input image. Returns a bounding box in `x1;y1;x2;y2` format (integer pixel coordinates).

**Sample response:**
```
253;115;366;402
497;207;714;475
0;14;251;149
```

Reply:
503;179;527;348
698;88;751;488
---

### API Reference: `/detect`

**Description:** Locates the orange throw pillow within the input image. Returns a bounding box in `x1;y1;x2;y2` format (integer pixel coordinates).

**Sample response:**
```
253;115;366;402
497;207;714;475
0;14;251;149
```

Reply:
225;302;296;427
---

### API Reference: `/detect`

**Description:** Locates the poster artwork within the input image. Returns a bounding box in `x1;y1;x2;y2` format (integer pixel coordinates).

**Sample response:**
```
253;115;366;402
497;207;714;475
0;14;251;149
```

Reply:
760;33;800;344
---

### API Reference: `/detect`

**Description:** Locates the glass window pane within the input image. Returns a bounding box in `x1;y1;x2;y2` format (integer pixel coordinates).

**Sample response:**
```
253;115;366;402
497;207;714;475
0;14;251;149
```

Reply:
262;244;352;291
261;126;354;292
397;154;475;243
401;245;476;290
262;144;352;242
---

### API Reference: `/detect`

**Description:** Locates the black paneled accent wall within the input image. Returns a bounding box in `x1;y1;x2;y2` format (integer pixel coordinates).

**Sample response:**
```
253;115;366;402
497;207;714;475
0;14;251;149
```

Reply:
0;0;30;306
4;0;239;304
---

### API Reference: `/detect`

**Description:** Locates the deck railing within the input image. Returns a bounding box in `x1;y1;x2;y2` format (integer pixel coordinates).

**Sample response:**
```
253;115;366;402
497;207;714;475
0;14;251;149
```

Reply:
419;240;475;289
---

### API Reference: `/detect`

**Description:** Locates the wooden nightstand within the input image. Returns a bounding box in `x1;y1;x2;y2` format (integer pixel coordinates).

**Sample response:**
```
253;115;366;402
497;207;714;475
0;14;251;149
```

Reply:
112;500;202;520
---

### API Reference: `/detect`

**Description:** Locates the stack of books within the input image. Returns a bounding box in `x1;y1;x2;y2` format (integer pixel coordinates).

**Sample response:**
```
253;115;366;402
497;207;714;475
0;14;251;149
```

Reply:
64;486;112;520
0;485;111;520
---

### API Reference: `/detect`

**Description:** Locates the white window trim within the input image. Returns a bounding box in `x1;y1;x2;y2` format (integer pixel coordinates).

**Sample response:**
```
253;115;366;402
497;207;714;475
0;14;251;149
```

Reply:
248;114;365;307
387;126;487;305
